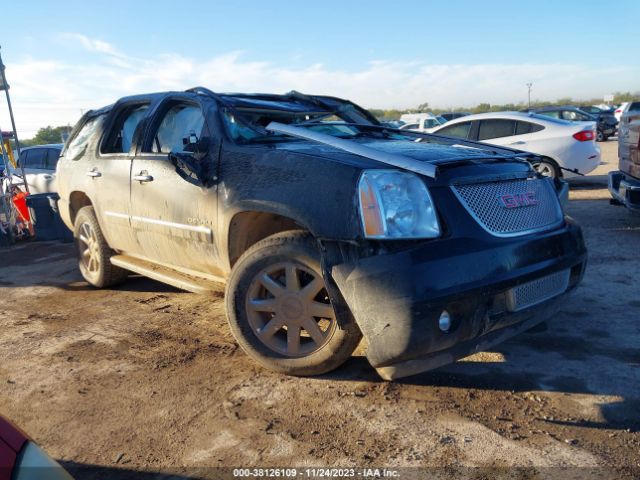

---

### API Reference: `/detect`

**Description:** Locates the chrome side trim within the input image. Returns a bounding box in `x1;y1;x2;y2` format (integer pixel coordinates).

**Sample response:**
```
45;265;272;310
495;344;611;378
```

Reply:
266;122;437;178
108;212;213;243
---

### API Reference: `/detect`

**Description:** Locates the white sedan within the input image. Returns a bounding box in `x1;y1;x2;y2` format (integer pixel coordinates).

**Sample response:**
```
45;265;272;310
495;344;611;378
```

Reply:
429;112;600;178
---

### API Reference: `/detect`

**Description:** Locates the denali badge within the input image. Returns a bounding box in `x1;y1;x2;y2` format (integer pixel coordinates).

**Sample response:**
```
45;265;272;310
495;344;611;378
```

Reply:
499;192;538;208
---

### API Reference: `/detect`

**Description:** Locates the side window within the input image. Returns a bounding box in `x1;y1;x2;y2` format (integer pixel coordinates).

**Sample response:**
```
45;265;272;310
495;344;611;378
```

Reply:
539;111;561;119
515;121;546;135
101;105;149;154
18;149;31;168
561;110;579;121
65;115;106;161
478;119;516;140
529;122;544;133
515;121;531;135
24;148;46;169
437;121;472;139
45;148;61;169
629;102;640;112
147;104;206;154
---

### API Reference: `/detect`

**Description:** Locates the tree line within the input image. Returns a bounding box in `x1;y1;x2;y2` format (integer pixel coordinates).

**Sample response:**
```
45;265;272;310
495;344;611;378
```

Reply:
368;91;640;121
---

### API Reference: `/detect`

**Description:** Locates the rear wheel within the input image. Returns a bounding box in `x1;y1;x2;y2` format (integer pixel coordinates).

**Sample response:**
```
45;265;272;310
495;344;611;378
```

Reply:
532;158;560;178
225;231;362;376
74;206;128;288
596;130;605;142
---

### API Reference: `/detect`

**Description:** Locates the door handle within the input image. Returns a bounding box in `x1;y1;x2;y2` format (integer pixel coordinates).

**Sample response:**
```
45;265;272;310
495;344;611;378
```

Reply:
42;174;53;180
86;169;101;178
510;141;526;145
133;172;154;183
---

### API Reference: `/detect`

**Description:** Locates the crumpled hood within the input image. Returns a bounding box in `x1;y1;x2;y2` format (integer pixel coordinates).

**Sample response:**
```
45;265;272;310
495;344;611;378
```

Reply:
273;137;501;166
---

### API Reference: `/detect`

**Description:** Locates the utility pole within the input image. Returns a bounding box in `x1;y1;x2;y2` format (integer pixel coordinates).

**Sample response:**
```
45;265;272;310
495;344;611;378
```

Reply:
526;83;533;109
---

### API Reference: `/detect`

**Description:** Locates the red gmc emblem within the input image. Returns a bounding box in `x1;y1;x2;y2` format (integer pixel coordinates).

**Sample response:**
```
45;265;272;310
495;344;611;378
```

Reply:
499;192;538;208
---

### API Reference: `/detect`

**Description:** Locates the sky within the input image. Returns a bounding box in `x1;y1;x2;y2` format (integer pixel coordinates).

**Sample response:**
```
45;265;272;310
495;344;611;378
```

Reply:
1;0;639;138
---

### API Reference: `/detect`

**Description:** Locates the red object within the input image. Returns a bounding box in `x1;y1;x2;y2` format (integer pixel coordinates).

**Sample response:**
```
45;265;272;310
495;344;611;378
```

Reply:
12;192;30;223
573;130;595;142
0;415;29;480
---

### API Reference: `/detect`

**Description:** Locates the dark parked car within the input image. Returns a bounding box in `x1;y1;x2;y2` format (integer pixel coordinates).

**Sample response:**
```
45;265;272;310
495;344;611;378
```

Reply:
440;112;471;121
579;105;614;116
530;106;617;142
55;88;586;380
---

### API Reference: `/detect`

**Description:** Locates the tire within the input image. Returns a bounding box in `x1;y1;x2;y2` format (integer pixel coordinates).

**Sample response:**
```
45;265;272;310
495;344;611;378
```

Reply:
532;158;559;178
74;206;128;288
225;231;362;376
596;130;604;142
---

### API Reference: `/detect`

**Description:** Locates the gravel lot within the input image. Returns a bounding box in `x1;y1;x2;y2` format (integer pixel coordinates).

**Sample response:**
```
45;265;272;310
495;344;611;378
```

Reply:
1;141;639;479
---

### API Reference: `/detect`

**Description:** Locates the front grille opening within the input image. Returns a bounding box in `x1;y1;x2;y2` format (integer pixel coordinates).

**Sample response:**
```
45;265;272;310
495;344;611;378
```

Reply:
452;178;563;237
506;269;571;312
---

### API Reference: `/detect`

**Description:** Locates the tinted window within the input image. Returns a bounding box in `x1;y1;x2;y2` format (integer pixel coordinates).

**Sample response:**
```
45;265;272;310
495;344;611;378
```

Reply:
149;104;206;153
629;102;640;112
101;104;149;154
18;149;30;168
45;148;61;169
66;115;106;161
23;148;46;169
515;121;545;135
515;121;531;135
478;119;516;140
437;121;472;139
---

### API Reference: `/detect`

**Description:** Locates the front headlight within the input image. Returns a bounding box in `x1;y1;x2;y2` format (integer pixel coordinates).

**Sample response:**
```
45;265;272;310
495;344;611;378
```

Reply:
358;169;440;239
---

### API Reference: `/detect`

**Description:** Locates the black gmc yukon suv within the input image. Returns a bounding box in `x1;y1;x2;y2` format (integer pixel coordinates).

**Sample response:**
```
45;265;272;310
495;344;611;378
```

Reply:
56;88;586;380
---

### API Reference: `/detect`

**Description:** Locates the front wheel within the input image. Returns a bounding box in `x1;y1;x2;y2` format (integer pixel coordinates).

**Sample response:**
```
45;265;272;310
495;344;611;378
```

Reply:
225;231;362;376
596;130;605;142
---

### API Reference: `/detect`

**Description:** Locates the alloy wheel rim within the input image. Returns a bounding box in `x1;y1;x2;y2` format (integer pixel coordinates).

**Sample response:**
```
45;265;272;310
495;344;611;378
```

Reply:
246;261;337;357
78;222;100;274
535;162;555;178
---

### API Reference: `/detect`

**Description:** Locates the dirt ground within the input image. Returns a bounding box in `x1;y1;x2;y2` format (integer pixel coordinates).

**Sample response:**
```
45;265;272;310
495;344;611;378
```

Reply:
1;141;639;480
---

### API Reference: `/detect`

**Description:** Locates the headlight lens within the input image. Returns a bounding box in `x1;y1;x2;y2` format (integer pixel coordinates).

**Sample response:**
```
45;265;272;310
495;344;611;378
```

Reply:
358;170;440;239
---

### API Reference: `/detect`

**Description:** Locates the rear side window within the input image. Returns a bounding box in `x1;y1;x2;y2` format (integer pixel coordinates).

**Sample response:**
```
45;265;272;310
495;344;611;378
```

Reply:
23;148;46;169
478;119;516;140
45;148;61;169
66;115;106;161
515;121;545;135
148;104;206;154
437;121;472;139
629;102;640;112
101;104;149;154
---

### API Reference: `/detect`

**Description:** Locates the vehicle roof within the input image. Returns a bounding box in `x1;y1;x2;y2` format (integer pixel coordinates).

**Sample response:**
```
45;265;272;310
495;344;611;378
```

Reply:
440;111;567;122
21;143;64;150
90;89;365;116
532;105;588;112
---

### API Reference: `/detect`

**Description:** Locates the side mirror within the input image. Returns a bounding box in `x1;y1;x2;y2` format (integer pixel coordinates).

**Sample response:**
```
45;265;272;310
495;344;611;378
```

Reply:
182;133;210;155
169;150;213;187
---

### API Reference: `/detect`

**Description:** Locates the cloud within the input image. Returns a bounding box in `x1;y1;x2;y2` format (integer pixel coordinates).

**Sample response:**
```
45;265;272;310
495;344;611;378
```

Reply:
2;34;639;138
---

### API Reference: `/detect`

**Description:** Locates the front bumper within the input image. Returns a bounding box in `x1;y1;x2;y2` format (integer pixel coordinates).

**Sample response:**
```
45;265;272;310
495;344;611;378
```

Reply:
609;171;640;213
331;219;587;380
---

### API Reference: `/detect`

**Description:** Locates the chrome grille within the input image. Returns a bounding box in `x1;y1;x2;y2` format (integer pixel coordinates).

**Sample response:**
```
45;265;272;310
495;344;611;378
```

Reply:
506;270;570;312
452;178;563;237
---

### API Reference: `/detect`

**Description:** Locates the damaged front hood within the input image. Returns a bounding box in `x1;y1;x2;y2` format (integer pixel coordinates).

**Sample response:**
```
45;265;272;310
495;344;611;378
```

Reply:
266;122;524;178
